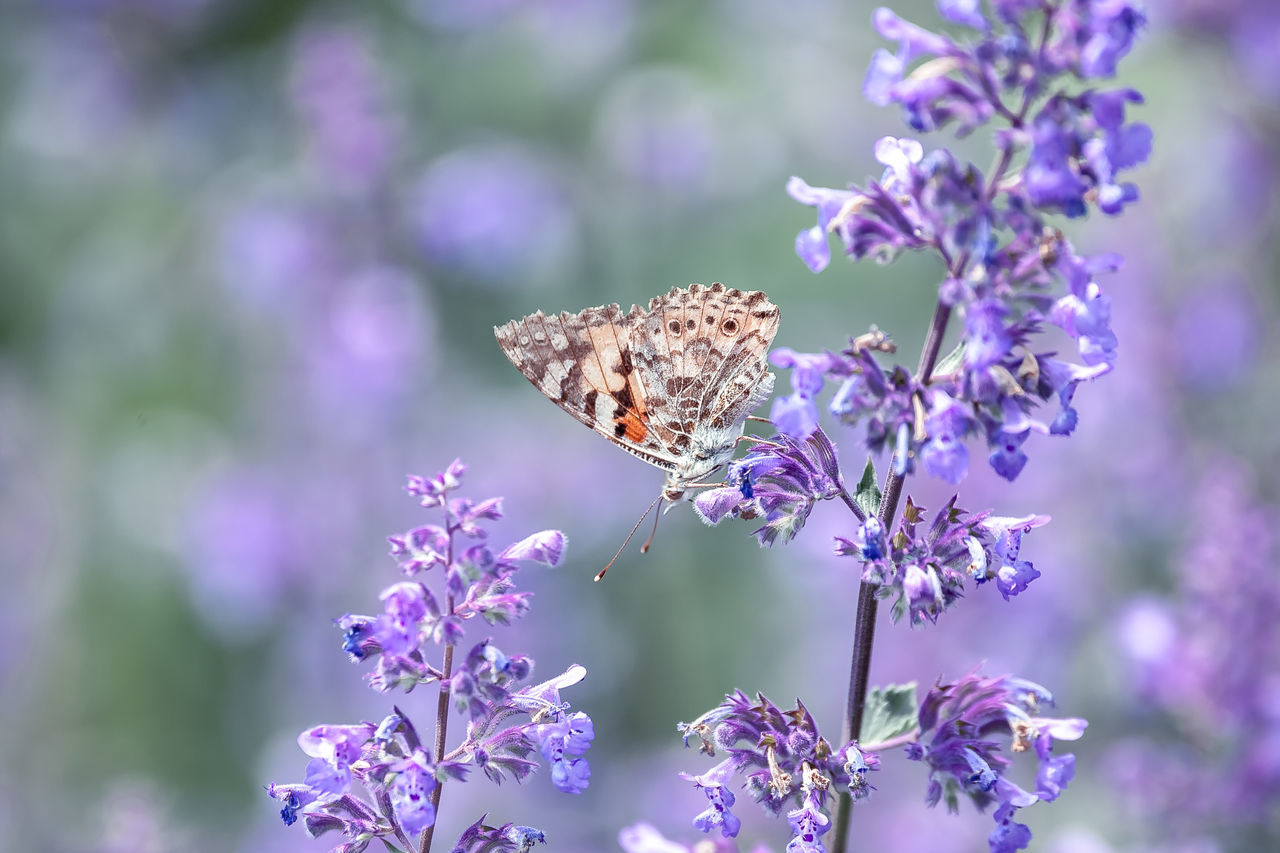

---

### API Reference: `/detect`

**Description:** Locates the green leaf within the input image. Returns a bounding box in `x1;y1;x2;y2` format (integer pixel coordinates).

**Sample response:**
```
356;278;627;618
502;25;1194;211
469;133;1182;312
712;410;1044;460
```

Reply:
860;682;918;746
933;339;966;378
853;457;881;519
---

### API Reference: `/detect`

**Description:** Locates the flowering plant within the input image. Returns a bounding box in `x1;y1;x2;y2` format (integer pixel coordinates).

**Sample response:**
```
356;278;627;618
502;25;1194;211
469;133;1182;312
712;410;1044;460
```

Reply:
268;461;591;851
632;1;1149;851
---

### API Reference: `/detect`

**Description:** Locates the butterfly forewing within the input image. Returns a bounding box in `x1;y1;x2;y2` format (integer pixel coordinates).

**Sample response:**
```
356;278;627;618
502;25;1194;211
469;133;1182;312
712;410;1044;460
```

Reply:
494;305;680;470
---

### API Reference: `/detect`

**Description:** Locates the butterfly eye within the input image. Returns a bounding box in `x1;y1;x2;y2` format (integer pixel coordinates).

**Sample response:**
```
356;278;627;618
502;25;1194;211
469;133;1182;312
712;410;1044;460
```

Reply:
721;318;739;335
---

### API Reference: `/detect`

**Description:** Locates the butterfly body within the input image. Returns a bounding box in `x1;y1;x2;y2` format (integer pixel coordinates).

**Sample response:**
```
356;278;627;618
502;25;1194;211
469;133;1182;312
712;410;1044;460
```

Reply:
494;282;780;502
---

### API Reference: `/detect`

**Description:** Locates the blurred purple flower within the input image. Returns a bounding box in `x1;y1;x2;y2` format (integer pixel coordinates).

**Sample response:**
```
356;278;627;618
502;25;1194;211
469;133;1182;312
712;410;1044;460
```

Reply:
183;468;299;638
303;265;433;428
595;68;716;195
1112;461;1280;834
1172;277;1259;391
216;202;329;308
290;24;399;191
408;145;577;286
619;823;756;852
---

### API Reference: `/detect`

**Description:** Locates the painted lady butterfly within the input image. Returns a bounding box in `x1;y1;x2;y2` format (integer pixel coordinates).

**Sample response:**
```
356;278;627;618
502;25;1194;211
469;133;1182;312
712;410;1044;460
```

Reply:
494;282;780;505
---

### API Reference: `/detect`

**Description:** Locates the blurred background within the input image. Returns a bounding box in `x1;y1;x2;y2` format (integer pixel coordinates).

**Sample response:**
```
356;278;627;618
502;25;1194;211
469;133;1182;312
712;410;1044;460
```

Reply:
1;0;1277;850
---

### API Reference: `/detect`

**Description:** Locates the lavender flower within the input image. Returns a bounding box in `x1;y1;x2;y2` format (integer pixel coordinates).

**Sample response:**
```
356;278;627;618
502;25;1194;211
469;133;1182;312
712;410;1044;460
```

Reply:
268;461;592;852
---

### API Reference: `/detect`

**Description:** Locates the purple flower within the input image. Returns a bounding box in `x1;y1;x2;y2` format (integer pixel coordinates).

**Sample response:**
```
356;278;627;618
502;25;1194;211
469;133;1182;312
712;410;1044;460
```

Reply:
694;429;844;547
289;24;398;190
268;463;596;849
1077;0;1146;78
979;514;1050;599
678;691;879;828
988;801;1032;853
921;391;972;484
408;145;576;286
912;671;1085;849
786;177;857;273
297;723;375;795
938;0;986;30
498;529;567;567
536;711;595;794
389;751;438;835
873;8;956;62
680;759;742;839
768;348;847;439
453;816;549;853
785;791;831;852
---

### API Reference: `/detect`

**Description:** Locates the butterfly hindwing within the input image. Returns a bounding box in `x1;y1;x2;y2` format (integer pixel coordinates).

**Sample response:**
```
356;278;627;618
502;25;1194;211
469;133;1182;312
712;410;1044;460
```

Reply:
630;283;779;444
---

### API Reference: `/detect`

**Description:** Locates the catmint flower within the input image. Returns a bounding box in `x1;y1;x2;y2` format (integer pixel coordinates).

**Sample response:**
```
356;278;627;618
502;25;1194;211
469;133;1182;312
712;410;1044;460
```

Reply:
499;529;567;566
680;759;743;838
785;178;857;273
453;815;548;852
298;723;375;795
781;0;1150;483
693;429;844;546
389;751;438;835
910;671;1085;851
920;390;971;484
768;349;846;439
785;790;831;852
536;711;595;794
836;497;1048;624
975;514;1051;600
270;462;594;851
678;692;880;831
938;0;986;29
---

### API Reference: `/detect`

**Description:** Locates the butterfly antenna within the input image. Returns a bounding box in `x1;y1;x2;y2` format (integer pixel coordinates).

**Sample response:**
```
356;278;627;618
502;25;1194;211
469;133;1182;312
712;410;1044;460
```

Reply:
639;502;663;554
594;493;664;582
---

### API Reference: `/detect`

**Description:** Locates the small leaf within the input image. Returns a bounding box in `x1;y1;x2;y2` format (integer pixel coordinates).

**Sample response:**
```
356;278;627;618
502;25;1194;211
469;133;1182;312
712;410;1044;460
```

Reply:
854;457;882;518
933;340;966;378
889;596;907;624
860;682;919;746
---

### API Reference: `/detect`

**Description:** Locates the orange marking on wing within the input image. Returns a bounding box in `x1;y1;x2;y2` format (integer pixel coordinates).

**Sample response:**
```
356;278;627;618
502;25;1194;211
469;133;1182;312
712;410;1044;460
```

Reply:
616;412;649;442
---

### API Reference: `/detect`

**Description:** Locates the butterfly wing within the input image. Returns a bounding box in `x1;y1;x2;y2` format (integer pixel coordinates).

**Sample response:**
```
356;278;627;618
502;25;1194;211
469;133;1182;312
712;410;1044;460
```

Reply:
629;283;780;453
494;305;682;472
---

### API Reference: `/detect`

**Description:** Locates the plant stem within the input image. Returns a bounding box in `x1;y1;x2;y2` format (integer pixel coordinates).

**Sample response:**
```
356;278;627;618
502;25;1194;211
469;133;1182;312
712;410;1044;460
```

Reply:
831;8;1058;851
418;607;455;853
830;298;954;853
421;514;459;853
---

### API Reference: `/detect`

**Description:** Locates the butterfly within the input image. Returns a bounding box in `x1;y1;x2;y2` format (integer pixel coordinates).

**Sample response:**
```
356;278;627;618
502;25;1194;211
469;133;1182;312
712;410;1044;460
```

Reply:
494;282;780;540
